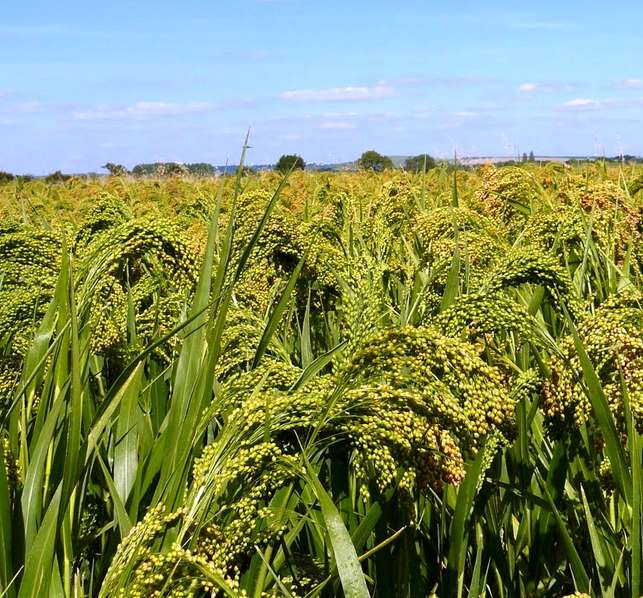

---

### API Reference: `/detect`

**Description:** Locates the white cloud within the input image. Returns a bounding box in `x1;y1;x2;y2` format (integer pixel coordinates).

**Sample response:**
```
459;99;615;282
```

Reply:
71;101;212;121
454;111;480;117
319;121;356;130
281;84;397;102
563;98;599;108
519;82;577;93
623;78;643;89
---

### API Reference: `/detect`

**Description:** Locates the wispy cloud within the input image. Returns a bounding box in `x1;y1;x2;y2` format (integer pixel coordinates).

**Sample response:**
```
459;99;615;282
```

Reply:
622;78;643;89
319;121;356;129
561;96;643;111
70;101;213;121
454;111;480;117
519;81;577;93
562;98;600;109
281;84;397;102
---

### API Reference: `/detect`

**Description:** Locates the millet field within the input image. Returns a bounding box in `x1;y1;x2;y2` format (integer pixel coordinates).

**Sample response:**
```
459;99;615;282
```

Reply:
0;160;642;597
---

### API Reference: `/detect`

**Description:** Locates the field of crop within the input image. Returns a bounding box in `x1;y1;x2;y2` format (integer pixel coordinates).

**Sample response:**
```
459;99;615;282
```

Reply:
0;160;642;597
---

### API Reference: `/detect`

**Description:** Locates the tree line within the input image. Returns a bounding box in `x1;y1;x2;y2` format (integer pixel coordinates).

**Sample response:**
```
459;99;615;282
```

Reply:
9;150;640;183
100;153;439;177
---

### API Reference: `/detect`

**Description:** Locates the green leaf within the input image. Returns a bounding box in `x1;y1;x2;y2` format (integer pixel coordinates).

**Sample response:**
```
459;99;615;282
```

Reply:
0;451;14;597
20;389;66;547
18;485;61;598
440;228;460;312
564;308;632;504
96;454;132;538
253;252;307;368
451;171;459;208
537;472;590;592
305;462;370;598
580;485;610;594
622;377;641;598
447;445;486;598
300;292;313;369
60;250;83;514
289;340;347;392
113;363;142;504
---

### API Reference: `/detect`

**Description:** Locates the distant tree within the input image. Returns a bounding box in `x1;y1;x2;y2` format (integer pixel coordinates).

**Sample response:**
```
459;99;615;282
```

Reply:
521;153;528;163
154;162;189;177
185;162;217;176
275;154;305;173
404;154;436;173
45;170;71;183
0;171;15;184
528;151;535;162
102;162;128;176
357;150;393;172
131;162;218;177
131;164;155;177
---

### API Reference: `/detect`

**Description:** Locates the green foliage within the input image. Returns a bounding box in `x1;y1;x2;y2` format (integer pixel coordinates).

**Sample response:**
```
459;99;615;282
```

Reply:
102;163;129;176
44;170;72;183
275;154;305;173
404;153;436;172
357;150;394;172
131;162;218;177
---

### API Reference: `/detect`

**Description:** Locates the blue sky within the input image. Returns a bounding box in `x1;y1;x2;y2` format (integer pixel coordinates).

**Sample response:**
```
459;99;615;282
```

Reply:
1;0;643;173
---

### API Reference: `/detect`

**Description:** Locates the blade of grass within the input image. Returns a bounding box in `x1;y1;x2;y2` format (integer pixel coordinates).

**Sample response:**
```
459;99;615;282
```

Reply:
0;452;13;598
622;376;641;597
447;444;486;598
18;485;61;598
304;461;370;598
440;228;460;312
537;471;590;593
